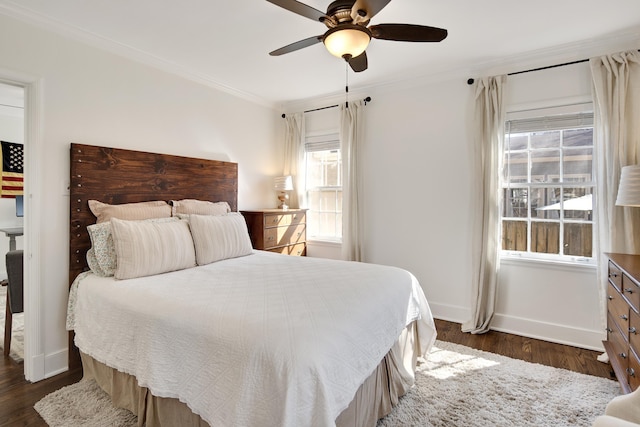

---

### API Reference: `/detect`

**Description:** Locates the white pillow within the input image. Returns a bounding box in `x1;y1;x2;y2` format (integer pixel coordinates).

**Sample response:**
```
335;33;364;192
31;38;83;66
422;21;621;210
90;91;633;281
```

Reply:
111;217;196;280
87;217;178;277
171;199;230;217
88;200;171;223
189;213;253;265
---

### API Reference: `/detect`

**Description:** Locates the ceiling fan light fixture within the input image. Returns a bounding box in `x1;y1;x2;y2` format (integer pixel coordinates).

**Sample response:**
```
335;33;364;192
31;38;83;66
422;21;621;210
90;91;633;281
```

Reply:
323;25;371;59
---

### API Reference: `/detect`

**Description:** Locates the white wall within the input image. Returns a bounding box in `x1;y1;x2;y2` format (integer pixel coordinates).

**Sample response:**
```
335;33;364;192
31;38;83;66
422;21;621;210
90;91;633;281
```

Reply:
285;59;608;351
364;65;603;350
0;14;280;379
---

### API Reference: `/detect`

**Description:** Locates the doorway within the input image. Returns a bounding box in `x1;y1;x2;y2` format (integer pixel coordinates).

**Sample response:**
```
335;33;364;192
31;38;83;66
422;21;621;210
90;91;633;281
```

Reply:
0;81;25;369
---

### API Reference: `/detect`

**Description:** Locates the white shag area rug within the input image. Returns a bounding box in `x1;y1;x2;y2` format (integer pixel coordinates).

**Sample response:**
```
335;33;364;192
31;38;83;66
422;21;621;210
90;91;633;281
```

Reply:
0;285;24;363
34;340;620;427
377;341;621;427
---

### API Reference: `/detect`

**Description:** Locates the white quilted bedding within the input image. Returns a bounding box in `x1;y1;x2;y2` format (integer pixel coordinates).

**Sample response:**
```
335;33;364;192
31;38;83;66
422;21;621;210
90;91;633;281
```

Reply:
68;251;436;427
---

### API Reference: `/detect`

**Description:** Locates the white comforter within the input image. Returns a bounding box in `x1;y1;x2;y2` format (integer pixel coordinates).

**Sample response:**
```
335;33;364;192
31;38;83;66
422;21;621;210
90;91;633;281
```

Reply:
68;251;436;427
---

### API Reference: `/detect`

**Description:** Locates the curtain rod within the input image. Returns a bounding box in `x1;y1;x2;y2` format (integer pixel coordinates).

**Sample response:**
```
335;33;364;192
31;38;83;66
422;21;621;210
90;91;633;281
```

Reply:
466;49;640;85
281;96;371;118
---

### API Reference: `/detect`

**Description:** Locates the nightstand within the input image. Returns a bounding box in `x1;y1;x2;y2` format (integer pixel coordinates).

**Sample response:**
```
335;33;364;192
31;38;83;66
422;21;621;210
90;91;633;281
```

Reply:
241;209;307;256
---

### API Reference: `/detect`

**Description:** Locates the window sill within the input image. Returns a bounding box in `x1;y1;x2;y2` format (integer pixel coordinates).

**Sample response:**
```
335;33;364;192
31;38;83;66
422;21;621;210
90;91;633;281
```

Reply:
307;239;342;247
500;253;596;271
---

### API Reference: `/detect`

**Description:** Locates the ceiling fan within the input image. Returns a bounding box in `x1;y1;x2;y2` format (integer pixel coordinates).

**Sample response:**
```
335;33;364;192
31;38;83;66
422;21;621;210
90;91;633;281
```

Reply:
266;0;448;72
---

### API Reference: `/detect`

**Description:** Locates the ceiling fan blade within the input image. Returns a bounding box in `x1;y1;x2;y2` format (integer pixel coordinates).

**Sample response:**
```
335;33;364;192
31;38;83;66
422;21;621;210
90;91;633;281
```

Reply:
266;0;328;22
351;0;391;23
369;24;448;42
269;35;323;56
348;51;368;72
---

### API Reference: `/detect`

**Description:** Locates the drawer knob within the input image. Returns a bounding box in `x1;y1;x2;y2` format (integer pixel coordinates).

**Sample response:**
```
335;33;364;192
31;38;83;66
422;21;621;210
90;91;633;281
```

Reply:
622;314;629;321
631;327;638;334
621;352;628;359
626;288;635;294
628;368;636;377
607;327;613;333
608;295;614;301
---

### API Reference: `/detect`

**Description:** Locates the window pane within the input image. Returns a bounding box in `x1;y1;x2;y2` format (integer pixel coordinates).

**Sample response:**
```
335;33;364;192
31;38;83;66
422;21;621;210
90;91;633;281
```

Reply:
305;146;343;241
318;212;336;237
531;221;559;254
531;187;561;219
563;128;593;147
531;150;560;183
502;220;527;251
562;188;592;221
564;223;592;257
320;190;337;211
507;133;528;151
504;152;528;183
563;147;593;182
503;188;528;218
531;130;560;149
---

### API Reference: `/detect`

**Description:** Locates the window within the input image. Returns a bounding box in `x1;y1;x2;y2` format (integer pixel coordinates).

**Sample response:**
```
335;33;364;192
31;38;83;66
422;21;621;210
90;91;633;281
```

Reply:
501;106;594;262
304;132;342;241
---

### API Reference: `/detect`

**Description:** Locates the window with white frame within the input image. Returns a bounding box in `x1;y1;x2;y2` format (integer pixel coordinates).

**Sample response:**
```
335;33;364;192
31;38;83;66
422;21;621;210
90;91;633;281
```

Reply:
304;132;342;241
501;104;594;262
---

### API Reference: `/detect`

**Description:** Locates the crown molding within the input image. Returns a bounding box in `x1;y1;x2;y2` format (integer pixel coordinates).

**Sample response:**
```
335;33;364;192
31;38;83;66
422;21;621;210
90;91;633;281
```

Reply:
0;3;277;109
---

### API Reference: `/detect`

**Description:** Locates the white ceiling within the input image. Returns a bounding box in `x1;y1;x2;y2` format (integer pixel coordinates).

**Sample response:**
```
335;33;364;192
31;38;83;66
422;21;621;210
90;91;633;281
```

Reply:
1;0;640;107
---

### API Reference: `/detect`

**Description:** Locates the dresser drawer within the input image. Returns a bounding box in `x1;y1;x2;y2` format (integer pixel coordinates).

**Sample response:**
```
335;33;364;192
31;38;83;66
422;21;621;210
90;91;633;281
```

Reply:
623;274;640;313
268;242;306;256
631;309;640;350
264;212;306;228
263;223;306;249
609;260;624;292
609;318;630;372
609;282;630;334
630;348;640;391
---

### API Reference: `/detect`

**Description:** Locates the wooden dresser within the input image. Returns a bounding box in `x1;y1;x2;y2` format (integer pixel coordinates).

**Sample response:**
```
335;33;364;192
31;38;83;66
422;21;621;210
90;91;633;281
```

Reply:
241;209;307;256
605;253;640;393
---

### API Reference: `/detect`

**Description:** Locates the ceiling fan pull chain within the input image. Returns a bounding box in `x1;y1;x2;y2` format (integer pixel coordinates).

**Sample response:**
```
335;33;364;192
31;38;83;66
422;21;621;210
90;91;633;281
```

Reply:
345;62;349;109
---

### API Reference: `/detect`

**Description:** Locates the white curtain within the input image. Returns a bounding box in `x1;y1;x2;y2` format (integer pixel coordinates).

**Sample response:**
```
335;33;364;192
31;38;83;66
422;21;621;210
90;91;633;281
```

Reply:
591;50;640;331
341;100;365;262
283;113;305;209
462;75;507;334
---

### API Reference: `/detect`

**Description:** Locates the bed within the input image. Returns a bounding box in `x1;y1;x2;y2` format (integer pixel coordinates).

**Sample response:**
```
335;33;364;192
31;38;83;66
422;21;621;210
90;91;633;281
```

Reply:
67;143;436;427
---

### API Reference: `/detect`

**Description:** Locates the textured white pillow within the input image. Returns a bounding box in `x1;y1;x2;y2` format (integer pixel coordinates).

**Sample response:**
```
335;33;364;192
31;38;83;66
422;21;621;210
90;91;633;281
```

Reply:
189;213;253;265
170;199;230;217
111;217;196;280
89;200;171;223
87;217;178;277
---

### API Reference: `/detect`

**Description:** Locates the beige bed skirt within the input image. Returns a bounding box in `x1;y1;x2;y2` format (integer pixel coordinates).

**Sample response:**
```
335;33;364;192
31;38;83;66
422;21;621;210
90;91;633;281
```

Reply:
81;321;422;427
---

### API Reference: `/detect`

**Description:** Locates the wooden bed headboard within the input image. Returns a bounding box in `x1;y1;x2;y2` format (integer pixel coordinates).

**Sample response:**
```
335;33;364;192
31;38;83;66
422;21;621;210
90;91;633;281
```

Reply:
69;143;238;287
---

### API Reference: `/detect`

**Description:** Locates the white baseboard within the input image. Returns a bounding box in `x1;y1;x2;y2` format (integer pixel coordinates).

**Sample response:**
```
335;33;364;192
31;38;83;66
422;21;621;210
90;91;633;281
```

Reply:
428;301;470;325
44;348;68;379
490;313;606;352
428;301;605;351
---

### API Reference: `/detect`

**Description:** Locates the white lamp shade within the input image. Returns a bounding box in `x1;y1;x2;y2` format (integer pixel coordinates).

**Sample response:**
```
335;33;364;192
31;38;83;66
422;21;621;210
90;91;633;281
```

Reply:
616;165;640;207
274;175;293;191
323;26;370;59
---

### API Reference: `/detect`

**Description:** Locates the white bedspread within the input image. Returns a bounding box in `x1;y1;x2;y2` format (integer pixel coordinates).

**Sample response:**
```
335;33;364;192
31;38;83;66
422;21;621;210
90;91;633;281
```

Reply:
68;251;436;427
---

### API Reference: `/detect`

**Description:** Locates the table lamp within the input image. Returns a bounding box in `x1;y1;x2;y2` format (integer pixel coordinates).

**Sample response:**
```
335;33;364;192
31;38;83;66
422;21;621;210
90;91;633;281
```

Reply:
274;176;293;210
616;165;640;207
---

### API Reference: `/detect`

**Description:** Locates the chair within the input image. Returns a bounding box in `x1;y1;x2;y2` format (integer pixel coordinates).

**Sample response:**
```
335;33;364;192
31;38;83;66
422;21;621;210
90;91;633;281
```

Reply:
593;387;640;427
3;250;23;357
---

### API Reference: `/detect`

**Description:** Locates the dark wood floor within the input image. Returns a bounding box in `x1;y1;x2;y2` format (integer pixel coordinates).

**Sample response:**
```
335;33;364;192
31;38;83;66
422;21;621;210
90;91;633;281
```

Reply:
0;319;615;426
